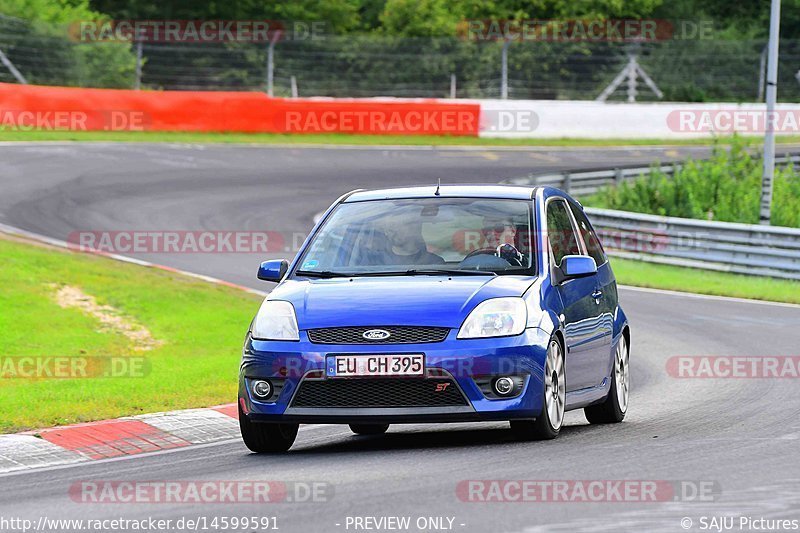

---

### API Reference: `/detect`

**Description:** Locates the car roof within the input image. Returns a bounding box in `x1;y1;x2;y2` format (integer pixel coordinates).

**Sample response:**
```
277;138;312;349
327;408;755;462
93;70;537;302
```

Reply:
343;184;540;202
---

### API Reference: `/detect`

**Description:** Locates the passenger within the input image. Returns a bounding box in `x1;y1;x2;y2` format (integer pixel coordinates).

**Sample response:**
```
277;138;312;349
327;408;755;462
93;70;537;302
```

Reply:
382;219;444;265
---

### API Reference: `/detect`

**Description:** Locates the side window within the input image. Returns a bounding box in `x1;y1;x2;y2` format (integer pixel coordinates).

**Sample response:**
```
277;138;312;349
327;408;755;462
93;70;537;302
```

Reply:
546;199;581;267
569;202;607;266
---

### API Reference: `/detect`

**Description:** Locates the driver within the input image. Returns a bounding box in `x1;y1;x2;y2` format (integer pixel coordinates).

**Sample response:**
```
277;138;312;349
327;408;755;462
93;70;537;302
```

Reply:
482;216;517;248
481;216;524;266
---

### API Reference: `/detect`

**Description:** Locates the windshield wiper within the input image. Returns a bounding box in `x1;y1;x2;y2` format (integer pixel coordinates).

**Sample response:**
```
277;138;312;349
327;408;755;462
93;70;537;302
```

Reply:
405;268;497;276
295;268;497;278
351;268;496;277
294;270;355;278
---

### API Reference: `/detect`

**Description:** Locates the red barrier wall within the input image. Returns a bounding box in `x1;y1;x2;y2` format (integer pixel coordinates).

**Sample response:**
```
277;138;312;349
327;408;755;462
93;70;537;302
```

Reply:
0;83;480;136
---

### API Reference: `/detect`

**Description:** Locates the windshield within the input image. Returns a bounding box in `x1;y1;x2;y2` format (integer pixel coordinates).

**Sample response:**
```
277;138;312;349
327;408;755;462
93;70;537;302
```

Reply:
295;197;535;276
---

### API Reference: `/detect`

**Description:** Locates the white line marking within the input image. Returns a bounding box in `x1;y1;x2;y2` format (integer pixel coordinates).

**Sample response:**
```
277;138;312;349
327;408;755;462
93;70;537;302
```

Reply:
0;438;242;479
0;223;268;297
0;424;333;478
0;140;770;152
618;284;800;309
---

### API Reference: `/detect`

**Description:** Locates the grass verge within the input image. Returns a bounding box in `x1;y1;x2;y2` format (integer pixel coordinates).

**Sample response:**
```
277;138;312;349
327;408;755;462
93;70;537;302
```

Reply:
611;256;800;304
2;129;800;147
0;234;261;433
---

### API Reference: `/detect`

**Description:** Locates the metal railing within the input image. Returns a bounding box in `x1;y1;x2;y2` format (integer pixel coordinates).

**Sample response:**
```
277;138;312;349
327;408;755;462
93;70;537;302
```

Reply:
504;155;800;280
584;207;800;280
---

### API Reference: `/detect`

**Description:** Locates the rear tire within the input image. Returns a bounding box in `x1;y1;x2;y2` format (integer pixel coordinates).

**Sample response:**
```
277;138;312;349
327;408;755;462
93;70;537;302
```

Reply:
511;337;565;441
585;334;628;424
239;403;298;452
349;423;390;435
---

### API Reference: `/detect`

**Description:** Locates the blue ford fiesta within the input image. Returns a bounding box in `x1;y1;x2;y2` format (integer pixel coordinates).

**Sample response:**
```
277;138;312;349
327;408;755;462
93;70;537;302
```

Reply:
238;185;630;452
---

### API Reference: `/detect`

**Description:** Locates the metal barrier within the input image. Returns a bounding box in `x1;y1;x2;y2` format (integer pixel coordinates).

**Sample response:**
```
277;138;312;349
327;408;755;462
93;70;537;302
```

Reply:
584;207;800;280
504;154;800;280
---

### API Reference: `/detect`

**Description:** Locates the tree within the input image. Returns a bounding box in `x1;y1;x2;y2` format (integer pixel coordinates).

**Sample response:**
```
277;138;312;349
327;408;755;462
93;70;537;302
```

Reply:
88;0;361;34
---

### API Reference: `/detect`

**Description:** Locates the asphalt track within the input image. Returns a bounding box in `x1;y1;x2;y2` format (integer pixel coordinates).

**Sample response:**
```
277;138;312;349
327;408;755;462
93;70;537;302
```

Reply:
1;142;800;533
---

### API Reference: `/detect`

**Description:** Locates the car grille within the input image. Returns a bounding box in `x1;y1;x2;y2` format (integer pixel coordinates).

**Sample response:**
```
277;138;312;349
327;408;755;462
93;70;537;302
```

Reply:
291;378;467;408
307;326;449;345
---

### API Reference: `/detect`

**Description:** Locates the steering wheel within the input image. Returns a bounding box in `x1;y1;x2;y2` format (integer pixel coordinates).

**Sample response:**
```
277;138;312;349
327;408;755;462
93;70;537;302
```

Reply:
463;244;523;267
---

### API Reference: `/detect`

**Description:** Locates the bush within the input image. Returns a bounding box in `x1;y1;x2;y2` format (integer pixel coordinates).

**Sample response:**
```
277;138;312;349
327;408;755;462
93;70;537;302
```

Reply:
0;11;136;89
585;137;800;228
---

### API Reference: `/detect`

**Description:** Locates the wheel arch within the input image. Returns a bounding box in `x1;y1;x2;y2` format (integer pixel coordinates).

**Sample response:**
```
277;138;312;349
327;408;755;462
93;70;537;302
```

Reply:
553;328;566;351
622;323;631;355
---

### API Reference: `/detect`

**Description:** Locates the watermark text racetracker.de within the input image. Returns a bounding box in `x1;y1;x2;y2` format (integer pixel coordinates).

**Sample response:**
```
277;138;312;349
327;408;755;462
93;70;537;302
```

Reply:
0;356;149;379
67;230;307;254
462;19;716;42
667;109;800;134
0;110;148;132
72;19;326;43
69;480;332;504
270;352;537;379
667;356;800;379
457;480;720;503
68;226;696;257
281;109;541;134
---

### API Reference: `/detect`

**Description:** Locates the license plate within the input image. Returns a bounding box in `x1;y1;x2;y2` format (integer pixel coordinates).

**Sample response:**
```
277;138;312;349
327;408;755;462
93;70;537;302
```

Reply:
326;354;424;378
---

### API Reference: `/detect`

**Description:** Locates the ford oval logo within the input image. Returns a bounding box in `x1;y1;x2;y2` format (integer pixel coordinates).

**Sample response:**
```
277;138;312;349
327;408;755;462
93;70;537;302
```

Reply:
362;329;391;340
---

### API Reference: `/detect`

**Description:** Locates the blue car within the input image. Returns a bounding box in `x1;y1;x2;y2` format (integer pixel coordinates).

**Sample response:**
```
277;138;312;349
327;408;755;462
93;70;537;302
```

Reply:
238;185;630;452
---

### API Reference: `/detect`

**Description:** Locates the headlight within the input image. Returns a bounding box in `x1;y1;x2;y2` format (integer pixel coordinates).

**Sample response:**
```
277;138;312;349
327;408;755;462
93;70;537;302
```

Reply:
457;297;527;339
252;300;299;341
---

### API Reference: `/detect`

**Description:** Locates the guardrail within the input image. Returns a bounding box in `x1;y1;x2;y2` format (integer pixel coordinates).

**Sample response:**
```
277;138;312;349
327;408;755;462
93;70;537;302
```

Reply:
583;207;800;280
504;153;800;197
503;154;800;280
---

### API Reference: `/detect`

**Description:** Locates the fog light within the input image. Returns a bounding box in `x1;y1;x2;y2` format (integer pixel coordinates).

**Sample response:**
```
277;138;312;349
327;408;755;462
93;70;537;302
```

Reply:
252;379;272;399
494;377;515;396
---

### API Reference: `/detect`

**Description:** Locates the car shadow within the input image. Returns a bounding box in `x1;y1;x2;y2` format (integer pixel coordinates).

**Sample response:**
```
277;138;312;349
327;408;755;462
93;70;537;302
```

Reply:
286;422;597;455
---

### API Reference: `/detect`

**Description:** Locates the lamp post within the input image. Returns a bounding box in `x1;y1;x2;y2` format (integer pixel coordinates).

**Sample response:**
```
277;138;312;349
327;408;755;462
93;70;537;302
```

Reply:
760;0;782;225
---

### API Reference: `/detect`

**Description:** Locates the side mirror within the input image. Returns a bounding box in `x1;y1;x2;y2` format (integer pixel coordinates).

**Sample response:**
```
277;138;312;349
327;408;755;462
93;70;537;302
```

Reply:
556;255;597;283
257;259;289;282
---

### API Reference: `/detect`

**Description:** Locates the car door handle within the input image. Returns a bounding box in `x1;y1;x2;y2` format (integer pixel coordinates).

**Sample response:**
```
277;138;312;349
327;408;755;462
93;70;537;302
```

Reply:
591;289;603;302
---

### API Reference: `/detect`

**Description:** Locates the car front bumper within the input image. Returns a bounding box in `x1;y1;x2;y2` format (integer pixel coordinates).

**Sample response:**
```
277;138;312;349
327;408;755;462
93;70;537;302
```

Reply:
238;327;550;424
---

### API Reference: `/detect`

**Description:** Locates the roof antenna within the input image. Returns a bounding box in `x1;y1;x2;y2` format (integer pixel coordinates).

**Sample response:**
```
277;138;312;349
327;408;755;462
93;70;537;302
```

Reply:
434;178;441;196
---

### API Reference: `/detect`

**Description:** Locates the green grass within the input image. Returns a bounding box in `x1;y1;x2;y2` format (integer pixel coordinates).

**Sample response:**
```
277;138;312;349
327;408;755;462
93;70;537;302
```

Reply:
3;129;800;147
584;137;800;227
0;236;262;433
610;256;800;304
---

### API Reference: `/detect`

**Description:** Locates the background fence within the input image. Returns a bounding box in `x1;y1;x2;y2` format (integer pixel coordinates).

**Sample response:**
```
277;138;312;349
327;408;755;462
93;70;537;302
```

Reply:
5;14;800;101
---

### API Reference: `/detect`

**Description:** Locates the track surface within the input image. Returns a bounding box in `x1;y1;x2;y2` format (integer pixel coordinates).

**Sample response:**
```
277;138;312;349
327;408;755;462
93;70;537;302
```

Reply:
1;143;799;533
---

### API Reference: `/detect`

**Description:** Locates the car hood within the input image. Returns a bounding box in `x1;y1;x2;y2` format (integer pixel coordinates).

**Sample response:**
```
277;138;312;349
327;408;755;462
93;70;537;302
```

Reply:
268;276;536;329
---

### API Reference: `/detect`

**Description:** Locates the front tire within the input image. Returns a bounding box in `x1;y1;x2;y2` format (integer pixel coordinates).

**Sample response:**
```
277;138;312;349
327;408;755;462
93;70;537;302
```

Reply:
239;403;298;452
585;334;628;424
511;337;565;441
349;423;390;435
